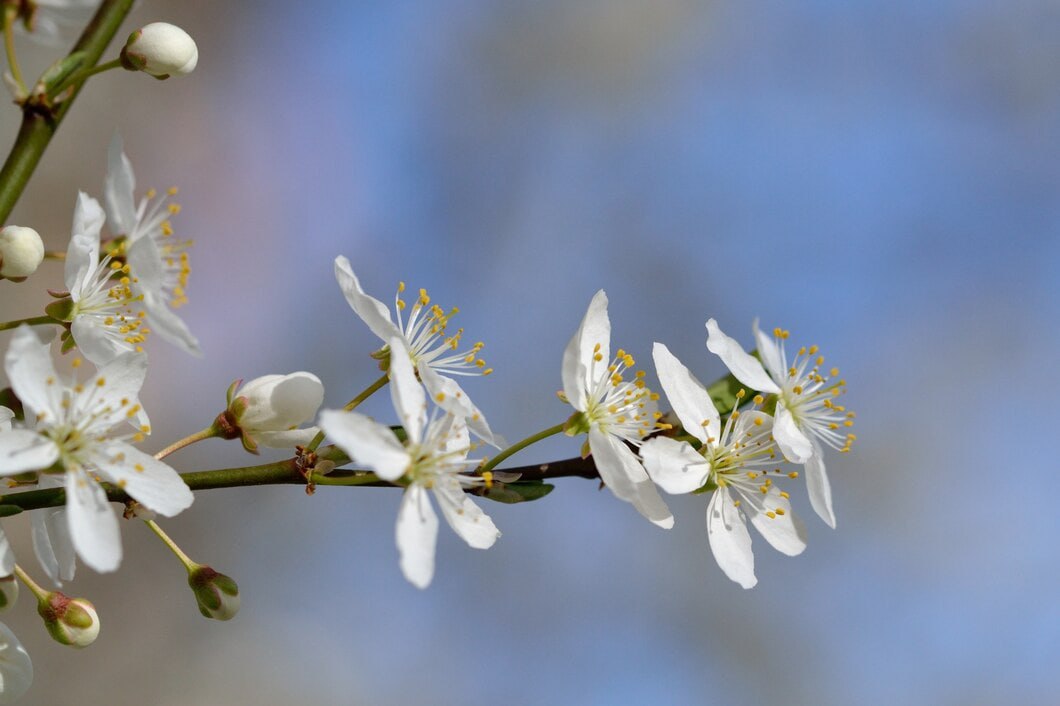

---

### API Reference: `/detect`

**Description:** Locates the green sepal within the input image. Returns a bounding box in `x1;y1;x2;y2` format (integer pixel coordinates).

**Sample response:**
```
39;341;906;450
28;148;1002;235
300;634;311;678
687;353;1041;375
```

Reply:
692;477;719;495
44;297;75;322
481;480;554;504
0;505;24;518
224;379;242;407
60;329;77;354
34;51;88;95
389;425;408;443
563;410;590;437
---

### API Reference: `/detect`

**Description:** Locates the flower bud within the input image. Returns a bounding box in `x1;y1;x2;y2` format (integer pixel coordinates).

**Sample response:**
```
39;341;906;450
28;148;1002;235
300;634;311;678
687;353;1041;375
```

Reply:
120;22;198;78
0;576;17;612
188;565;239;621
0;622;32;703
37;592;99;647
223;372;324;452
0;226;44;280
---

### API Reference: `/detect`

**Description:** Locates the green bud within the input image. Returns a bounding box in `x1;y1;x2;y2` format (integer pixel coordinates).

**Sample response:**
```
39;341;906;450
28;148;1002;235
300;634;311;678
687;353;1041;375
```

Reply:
37;592;100;647
188;565;240;621
0;575;18;611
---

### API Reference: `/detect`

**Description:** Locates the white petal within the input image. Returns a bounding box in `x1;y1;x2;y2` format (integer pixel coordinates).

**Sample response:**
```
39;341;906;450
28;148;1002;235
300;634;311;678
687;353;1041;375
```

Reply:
388;337;426;444
318;410;409;481
91;442;193;517
705;319;780;394
436;414;470;458
85;351;149;432
0;431;58;474
65;192;104;284
418;364;505;448
31;508;76;586
64;231;99;298
65;469;122;573
70;315;126;366
395;484;438;589
254;428;320;449
805;439;836;528
0;407;11;431
631;479;675;529
774;400;813;463
589;428;673;527
0;622;33;703
752;318;785;381
136;287;201;356
103;133;139;238
238;372;324;431
706;488;756;589
640;436;710;495
334;256;402;343
652;342;718;443
742;485;808;557
0;527;13;576
434;477;500;549
4;326;59;423
561;290;610;411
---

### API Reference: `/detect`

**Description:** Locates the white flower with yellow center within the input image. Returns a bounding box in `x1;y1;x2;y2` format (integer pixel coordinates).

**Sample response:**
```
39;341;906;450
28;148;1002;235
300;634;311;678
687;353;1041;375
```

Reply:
561;291;672;529
706;319;854;528
334;255;503;447
103;134;200;357
0;326;193;573
642;343;807;589
319;337;500;589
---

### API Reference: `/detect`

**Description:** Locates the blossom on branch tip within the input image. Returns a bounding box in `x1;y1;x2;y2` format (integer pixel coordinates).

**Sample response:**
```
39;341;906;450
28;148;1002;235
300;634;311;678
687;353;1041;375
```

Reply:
333;256;504;447
706;319;854;528
120;22;198;78
0;622;32;703
225;372;324;452
0;326;193;574
319;337;500;589
560;290;673;529
641;343;807;588
0;226;44;280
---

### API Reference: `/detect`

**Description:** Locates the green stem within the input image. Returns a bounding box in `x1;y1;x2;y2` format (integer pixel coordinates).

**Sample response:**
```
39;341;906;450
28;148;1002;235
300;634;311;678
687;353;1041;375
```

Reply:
144;519;195;571
154;426;218;460
304;373;389;453
50;57;122;94
13;564;48;602
2;7;26;96
478;422;566;475
0;315;56;331
0;0;135;224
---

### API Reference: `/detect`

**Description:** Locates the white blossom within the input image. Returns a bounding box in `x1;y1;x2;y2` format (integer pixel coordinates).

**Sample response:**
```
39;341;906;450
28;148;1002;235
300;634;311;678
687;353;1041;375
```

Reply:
0;326;193;573
0;226;44;279
0;622;32;704
229;372;324;450
121;22;198;78
333;256;503;447
560;291;672;528
319;336;500;589
641;343;807;588
706;319;854;528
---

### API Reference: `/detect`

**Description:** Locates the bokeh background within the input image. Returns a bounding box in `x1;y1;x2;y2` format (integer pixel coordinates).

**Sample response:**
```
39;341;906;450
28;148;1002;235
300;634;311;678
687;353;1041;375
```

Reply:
2;0;1058;704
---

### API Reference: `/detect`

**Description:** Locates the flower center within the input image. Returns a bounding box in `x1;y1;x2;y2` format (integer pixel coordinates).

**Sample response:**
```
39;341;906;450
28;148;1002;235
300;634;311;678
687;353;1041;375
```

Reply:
393;283;491;376
771;332;855;453
584;347;660;443
71;258;150;353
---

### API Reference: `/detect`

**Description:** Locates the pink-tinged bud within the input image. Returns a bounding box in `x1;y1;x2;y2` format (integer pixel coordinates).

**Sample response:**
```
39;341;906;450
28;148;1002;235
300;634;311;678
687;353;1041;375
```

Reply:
120;22;198;78
0;576;17;612
188;565;239;621
37;592;99;647
0;226;44;280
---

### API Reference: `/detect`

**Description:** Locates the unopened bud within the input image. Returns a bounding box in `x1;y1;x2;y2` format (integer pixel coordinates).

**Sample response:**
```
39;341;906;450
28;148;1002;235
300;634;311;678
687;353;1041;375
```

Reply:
222;372;324;451
37;592;99;647
188;565;239;621
120;22;198;78
0;226;44;280
0;576;17;612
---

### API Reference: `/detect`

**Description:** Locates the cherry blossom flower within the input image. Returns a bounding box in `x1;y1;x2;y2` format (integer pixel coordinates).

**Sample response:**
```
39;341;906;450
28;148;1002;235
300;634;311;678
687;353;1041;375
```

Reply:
706;319;854;528
0;326;193;573
641;343;807;588
560;291;672;528
226;372;325;451
319;336;500;588
333;255;503;447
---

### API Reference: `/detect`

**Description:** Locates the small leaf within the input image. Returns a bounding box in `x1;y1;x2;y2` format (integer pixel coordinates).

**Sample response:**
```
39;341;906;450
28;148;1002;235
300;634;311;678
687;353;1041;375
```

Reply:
482;480;554;504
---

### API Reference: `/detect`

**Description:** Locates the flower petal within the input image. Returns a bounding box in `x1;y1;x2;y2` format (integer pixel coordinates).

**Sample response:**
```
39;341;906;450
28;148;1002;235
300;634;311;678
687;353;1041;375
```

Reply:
561;290;610;411
31;501;76;586
318;410;409;481
805;439;836;528
0;431;58;474
135;284;201;357
631;479;675;529
65;468;121;573
434;477;500;549
705;319;780;394
641;436;710;495
418;363;505;448
752;318;785;382
395;484;438;589
84;351;149;433
91;442;193;517
254;428;320;449
103;133;138;238
774;400;812;463
238;372;324;431
0;622;33;703
652;342;718;444
70;315;126;367
0;527;13;576
334;256;402;343
64;192;105;292
4;325;59;423
742;485;808;557
388;337;426;444
706;488;756;589
589;428;673;528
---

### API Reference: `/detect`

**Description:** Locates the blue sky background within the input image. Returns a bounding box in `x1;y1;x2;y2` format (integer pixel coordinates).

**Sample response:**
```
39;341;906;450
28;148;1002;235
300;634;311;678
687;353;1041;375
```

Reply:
1;1;1058;704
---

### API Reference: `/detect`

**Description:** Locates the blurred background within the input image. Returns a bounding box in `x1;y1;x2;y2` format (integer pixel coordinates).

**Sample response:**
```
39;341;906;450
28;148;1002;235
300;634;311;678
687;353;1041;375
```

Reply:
1;0;1058;703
